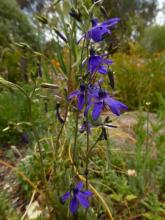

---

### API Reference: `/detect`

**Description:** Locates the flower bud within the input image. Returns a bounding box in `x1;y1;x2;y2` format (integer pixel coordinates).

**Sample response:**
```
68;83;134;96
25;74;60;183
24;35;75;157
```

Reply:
69;8;82;22
107;69;115;89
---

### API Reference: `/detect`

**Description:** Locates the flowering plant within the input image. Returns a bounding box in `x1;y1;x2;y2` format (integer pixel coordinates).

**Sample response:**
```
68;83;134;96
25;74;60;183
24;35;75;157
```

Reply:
61;182;92;214
60;5;128;216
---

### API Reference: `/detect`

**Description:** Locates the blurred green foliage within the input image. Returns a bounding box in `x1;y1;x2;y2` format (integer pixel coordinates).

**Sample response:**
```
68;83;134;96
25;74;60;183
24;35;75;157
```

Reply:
112;43;165;110
0;0;39;82
0;89;28;145
0;191;20;220
102;0;158;49
141;25;165;53
0;0;37;47
0;84;49;146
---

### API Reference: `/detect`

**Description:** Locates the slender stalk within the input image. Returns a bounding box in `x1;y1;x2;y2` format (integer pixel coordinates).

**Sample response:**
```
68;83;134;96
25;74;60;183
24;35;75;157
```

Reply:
28;80;37;122
80;37;86;78
72;110;79;167
146;103;150;152
85;120;90;188
144;102;151;186
104;132;111;169
72;22;86;172
84;39;90;220
85;39;90;188
33;130;52;215
27;86;52;216
87;137;100;156
54;13;73;151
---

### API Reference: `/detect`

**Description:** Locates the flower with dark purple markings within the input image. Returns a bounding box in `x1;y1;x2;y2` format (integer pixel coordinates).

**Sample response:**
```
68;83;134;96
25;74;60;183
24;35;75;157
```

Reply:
85;88;128;120
93;89;128;120
78;17;120;43
87;50;113;74
61;182;92;214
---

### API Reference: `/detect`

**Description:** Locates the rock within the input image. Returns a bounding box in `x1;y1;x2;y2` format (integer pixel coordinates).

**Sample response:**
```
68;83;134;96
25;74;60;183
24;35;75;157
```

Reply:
102;111;164;151
26;201;42;219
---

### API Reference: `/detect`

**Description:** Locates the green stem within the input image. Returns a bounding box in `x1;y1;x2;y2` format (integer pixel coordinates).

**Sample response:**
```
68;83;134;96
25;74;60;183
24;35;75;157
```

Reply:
72;110;79;166
54;15;73;151
84;40;90;220
27;85;52;216
33;130;52;215
87;138;100;156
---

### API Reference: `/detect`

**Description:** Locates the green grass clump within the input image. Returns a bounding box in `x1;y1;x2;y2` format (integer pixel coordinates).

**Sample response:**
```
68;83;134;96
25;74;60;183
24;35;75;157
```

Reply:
112;50;165;110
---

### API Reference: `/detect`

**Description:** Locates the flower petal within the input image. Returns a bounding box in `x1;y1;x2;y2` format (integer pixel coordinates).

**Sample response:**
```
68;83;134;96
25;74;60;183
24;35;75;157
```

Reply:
92;18;99;26
88;26;109;42
82;190;93;197
79;121;92;134
68;90;79;100
98;66;108;74
103;58;113;65
76;192;89;209
88;56;102;74
84;101;93;116
102;18;120;26
88;27;102;42
105;97;128;116
75;182;84;191
88;86;100;98
70;197;79;214
92;102;103;120
61;192;70;204
79;17;119;43
78;94;85;110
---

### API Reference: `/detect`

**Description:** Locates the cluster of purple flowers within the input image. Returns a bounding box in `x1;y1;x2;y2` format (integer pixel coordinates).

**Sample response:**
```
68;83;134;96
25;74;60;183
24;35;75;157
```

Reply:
61;15;128;215
68;84;128;121
68;17;128;123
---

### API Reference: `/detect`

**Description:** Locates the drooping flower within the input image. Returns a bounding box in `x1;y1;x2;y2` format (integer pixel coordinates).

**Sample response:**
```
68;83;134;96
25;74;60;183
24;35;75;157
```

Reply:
87;49;113;74
85;88;128;120
79;121;92;133
78;17;120;43
61;182;92;214
68;84;86;110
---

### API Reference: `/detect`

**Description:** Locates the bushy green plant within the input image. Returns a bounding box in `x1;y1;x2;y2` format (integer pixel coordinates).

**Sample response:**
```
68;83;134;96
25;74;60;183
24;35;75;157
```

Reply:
0;0;37;47
0;83;49;146
0;191;20;220
141;25;165;53
112;48;165;110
